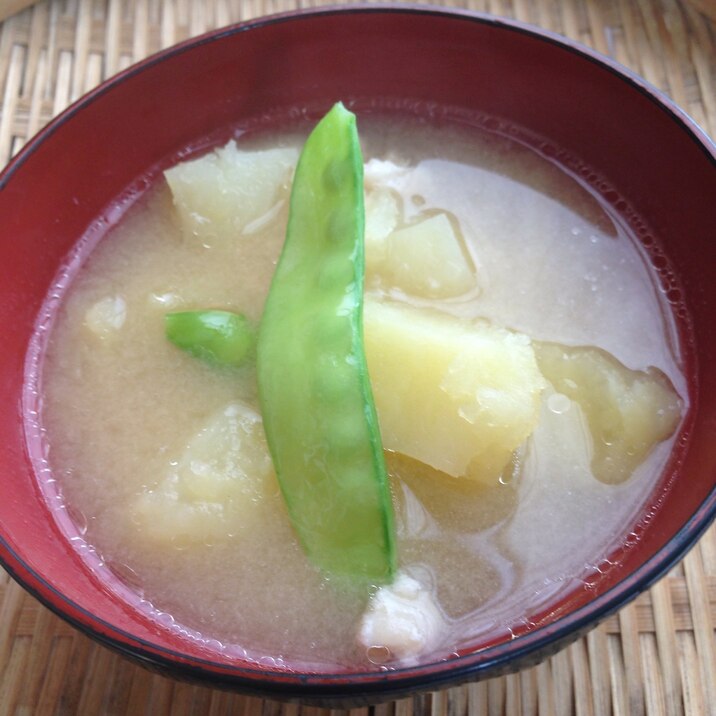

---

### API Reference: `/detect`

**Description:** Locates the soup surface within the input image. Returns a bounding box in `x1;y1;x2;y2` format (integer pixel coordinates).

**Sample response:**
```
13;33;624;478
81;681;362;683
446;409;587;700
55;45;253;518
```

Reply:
35;114;686;670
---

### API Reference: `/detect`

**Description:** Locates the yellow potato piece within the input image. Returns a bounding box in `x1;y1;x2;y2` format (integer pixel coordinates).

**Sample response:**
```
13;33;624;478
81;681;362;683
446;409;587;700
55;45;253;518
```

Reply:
164;141;299;248
364;186;400;271
132;402;274;545
535;343;682;483
381;213;477;299
175;402;272;503
364;300;545;484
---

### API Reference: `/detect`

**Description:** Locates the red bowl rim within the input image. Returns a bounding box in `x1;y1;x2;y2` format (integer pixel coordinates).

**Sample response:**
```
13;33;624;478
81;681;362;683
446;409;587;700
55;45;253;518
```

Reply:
1;2;715;701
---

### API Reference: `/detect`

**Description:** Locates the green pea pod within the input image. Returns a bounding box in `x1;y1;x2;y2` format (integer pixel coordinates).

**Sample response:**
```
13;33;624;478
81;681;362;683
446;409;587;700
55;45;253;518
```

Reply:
257;103;396;582
165;310;254;368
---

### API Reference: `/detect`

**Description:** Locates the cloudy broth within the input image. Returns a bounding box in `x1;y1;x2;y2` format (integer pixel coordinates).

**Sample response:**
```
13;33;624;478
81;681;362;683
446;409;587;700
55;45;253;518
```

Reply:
34;114;686;669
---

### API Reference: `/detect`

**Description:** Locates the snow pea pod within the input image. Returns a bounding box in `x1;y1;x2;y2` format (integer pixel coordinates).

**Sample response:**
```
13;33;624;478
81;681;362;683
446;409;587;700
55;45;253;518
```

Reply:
165;310;254;368
257;103;396;582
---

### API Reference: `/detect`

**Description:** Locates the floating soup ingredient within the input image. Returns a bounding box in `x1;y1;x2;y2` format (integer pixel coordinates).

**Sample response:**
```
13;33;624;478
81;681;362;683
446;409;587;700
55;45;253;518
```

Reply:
132;402;273;546
257;103;397;583
83;295;127;340
359;572;447;663
165;309;255;368
164;140;298;246
364;298;545;484
368;212;477;299
534;342;682;484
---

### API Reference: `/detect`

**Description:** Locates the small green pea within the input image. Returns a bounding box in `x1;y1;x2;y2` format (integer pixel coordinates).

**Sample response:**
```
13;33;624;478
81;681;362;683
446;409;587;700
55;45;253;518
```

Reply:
165;310;254;368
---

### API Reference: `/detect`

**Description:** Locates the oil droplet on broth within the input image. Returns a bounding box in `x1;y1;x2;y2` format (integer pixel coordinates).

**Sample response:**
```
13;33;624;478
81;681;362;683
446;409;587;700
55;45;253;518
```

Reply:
498;450;523;486
367;644;393;665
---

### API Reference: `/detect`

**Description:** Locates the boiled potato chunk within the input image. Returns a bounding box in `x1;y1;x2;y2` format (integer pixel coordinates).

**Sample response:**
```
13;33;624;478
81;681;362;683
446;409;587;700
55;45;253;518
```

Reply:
132;402;274;545
535;343;681;483
164;141;299;247
364;300;545;483
175;402;272;502
380;214;476;298
364;186;400;271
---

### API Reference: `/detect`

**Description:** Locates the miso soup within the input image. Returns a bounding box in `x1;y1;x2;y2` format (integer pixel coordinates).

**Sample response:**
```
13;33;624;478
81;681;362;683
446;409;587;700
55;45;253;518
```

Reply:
31;113;686;670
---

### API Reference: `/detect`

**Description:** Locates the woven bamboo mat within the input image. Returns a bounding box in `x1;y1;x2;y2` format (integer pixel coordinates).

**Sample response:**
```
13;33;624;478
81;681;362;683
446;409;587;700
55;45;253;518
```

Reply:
0;0;714;714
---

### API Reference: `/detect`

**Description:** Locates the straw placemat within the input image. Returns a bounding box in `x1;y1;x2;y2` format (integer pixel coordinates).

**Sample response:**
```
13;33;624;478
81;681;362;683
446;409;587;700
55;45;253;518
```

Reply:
0;0;714;714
